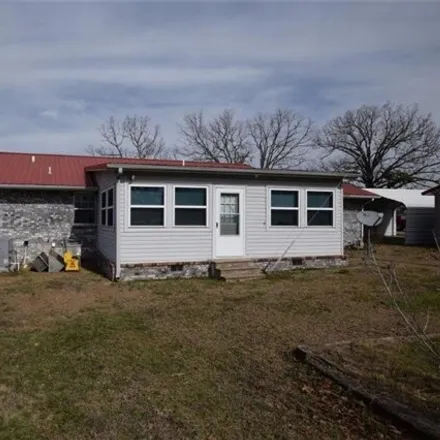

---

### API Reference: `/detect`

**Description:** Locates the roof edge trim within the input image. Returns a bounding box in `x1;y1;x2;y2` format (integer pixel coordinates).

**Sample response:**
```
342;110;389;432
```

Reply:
94;163;356;179
0;184;97;191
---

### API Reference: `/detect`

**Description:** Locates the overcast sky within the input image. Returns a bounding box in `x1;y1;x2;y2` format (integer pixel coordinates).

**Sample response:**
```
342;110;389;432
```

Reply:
1;1;439;155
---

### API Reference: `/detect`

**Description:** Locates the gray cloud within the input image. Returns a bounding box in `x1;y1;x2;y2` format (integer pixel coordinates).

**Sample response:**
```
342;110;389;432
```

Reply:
0;2;439;154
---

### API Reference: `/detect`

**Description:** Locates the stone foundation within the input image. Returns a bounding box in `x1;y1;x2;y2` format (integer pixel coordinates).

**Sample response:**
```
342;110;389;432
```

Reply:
119;256;346;281
119;261;210;281
259;256;347;272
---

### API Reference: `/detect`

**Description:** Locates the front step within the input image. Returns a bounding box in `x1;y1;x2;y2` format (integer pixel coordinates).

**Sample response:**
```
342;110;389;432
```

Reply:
213;260;266;281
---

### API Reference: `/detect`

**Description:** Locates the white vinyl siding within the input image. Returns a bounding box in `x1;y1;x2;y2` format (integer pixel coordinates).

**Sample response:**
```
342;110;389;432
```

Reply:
246;182;343;259
117;176;343;265
95;172;117;263
119;178;213;264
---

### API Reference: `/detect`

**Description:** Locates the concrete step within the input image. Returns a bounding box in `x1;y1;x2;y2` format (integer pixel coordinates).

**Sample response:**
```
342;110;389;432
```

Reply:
215;259;259;270
219;267;265;281
217;262;258;271
224;271;266;282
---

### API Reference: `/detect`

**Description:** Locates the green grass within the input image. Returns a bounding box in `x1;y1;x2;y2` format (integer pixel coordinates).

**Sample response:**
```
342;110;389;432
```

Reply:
1;244;440;439
0;312;192;439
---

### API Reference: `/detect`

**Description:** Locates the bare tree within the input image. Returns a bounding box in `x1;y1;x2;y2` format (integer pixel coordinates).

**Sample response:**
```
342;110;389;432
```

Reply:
87;115;165;159
317;103;440;188
177;109;251;163
248;109;312;169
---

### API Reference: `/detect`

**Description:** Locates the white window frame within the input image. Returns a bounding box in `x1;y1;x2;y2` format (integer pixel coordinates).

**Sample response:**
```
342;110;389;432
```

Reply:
100;187;115;229
73;192;96;225
129;184;166;228
172;185;209;228
267;187;300;228
305;189;335;228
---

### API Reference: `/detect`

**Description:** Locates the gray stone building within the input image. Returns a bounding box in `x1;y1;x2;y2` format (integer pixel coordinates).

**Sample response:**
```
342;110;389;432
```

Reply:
0;188;96;263
342;184;377;248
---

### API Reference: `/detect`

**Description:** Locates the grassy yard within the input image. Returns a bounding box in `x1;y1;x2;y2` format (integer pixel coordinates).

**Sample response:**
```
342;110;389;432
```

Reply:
1;245;440;439
321;336;440;423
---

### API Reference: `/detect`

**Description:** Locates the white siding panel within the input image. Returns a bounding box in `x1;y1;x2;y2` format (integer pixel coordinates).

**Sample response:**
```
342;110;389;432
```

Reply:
245;182;343;258
119;176;343;264
96;172;117;262
119;178;213;264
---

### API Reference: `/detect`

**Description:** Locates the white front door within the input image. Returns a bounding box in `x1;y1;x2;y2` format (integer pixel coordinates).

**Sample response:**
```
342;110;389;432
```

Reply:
214;187;245;258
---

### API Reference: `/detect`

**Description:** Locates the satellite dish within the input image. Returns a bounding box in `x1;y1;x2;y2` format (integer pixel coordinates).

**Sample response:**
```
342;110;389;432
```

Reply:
356;210;384;227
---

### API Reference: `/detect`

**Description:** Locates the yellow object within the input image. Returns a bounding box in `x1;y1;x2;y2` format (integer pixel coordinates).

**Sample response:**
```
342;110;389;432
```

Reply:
63;251;80;272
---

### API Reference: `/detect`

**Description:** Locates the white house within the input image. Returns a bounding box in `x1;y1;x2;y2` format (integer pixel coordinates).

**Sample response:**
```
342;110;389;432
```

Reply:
0;152;349;280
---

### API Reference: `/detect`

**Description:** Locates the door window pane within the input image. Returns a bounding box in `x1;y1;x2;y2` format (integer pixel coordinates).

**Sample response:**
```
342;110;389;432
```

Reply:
221;193;239;214
271;210;298;226
175;188;206;206
131;187;164;206
307;210;333;226
271;190;298;208
131;208;164;226
220;193;239;235
307;191;333;208
220;214;239;235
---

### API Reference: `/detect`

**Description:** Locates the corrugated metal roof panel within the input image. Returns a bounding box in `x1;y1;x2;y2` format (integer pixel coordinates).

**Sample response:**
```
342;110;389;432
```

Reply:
365;188;435;208
0;152;251;187
342;183;376;198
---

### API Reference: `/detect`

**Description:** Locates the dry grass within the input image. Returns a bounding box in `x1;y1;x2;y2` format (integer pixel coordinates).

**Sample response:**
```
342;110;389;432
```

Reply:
321;337;440;422
0;244;439;439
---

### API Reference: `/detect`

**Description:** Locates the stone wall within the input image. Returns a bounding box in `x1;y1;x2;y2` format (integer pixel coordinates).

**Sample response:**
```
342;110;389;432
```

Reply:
120;261;210;281
258;256;347;272
119;256;346;281
0;189;97;265
343;199;364;248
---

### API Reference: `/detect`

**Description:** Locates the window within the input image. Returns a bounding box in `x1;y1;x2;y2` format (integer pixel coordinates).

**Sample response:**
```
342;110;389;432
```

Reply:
307;191;334;226
270;189;299;226
130;186;165;226
174;187;207;226
220;193;240;235
74;193;96;224
101;188;114;227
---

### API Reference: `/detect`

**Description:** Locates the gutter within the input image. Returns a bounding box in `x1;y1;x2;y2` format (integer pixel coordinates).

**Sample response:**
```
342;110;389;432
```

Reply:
115;177;121;280
0;184;97;191
98;163;358;180
343;195;380;199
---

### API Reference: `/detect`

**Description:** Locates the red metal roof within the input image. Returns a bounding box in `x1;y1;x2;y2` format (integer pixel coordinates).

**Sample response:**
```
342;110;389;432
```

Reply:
0;152;251;188
342;183;377;198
